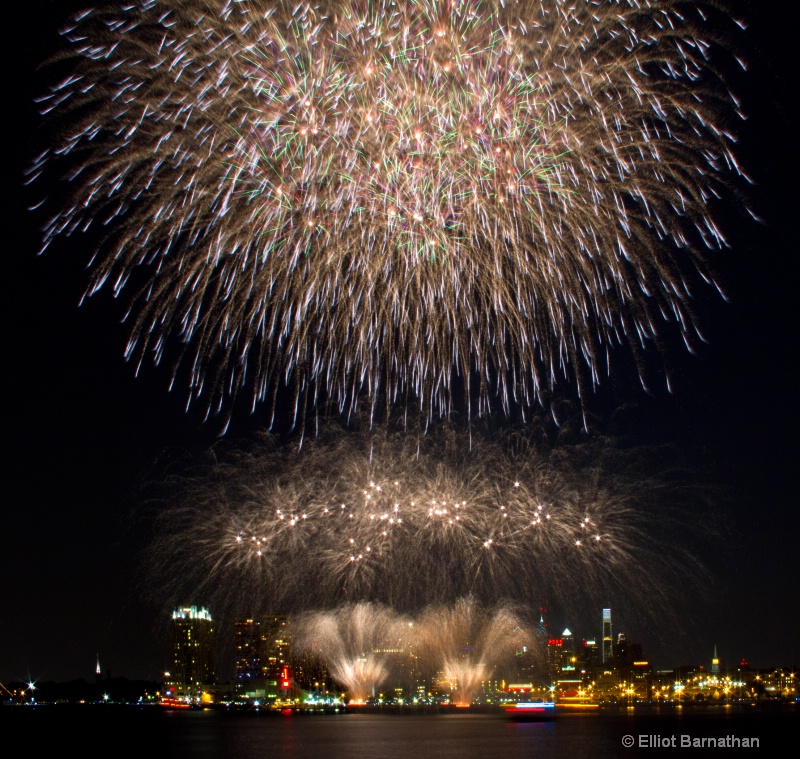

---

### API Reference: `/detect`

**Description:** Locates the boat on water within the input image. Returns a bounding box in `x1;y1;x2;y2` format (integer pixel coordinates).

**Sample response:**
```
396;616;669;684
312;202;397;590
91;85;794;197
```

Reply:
159;697;192;710
505;701;557;721
556;701;600;712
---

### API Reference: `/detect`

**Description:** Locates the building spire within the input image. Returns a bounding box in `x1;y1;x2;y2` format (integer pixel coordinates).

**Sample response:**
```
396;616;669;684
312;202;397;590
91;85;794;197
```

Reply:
712;645;720;674
96;654;101;676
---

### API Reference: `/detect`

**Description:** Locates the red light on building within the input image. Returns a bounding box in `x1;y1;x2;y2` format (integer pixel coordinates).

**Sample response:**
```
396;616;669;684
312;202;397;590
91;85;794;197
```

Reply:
548;639;563;646
281;666;290;688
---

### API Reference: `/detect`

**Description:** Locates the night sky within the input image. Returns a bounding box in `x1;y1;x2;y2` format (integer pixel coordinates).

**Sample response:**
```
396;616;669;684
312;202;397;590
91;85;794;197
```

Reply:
4;0;798;685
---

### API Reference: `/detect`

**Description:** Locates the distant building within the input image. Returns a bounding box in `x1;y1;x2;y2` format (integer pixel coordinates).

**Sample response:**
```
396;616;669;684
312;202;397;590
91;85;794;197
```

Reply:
546;637;563;684
262;615;292;679
171;606;216;698
232;613;331;699
560;628;576;673
602;608;613;664
291;645;330;693
537;609;548;639
513;643;540;684
234;618;264;684
581;639;601;671
233;614;295;698
614;633;643;669
234;614;291;682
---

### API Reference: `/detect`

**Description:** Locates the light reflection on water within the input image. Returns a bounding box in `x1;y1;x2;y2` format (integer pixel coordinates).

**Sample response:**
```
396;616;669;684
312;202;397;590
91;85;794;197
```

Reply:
7;706;795;759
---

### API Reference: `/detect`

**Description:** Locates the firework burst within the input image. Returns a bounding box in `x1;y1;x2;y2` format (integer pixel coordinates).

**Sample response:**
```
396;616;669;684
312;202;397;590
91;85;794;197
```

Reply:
146;420;704;618
33;0;746;421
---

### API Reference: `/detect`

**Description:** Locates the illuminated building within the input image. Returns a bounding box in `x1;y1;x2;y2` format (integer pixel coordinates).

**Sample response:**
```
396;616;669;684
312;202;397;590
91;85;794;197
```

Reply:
234;618;264;685
291;647;330;693
171;606;216;698
95;653;105;699
234;614;296;699
602;609;613;664
537;609;548;638
261;614;291;679
614;633;643;669
513;643;539;683
560;628;576;673
581;639;600;671
547;637;563;684
712;645;720;675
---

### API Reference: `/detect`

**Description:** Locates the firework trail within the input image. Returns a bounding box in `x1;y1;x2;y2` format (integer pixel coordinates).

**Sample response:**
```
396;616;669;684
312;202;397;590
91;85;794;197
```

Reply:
146;419;704;619
33;0;746;421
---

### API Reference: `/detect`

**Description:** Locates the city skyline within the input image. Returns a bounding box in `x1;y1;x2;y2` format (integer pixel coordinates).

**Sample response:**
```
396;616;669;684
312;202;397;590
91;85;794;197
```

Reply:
4;0;798;686
8;603;797;709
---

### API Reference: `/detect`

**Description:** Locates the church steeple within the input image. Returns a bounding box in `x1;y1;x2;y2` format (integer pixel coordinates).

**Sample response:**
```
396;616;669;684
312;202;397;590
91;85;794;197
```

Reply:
711;645;720;674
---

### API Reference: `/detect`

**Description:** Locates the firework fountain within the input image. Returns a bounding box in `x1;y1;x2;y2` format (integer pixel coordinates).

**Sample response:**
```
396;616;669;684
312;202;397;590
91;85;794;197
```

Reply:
416;599;528;707
291;598;531;705
295;603;402;703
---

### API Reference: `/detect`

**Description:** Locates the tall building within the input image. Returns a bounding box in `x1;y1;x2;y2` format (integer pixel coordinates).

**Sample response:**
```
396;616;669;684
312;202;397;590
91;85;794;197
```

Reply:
232;614;296;698
234;614;291;686
262;615;291;679
234;618;264;684
614;633;643;669
546;637;563;684
291;646;330;692
537;609;548;638
602;608;613;664
560;628;576;673
581;639;601;671
171;606;216;697
711;645;720;675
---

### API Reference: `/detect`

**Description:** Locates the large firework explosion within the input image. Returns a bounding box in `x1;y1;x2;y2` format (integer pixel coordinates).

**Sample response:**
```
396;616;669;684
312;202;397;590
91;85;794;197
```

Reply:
146;420;706;622
33;0;746;421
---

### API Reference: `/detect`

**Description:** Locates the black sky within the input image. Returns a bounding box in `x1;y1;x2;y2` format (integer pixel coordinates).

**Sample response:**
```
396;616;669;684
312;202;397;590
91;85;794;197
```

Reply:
3;0;798;683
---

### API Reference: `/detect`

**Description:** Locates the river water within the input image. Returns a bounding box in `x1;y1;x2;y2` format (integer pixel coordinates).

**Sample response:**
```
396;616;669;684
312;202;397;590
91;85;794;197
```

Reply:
6;704;795;757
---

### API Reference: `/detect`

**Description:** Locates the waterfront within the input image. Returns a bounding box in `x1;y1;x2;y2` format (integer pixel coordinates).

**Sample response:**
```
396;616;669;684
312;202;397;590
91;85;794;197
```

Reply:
7;705;796;758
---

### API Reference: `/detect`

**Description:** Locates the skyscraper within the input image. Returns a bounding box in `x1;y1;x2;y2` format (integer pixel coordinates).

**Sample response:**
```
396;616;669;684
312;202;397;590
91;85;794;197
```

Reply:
602;608;613;664
560;628;576;672
546;636;563;684
537;609;548;638
234;614;291;686
261;615;291;679
234;618;265;685
171;606;216;698
581;639;600;671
